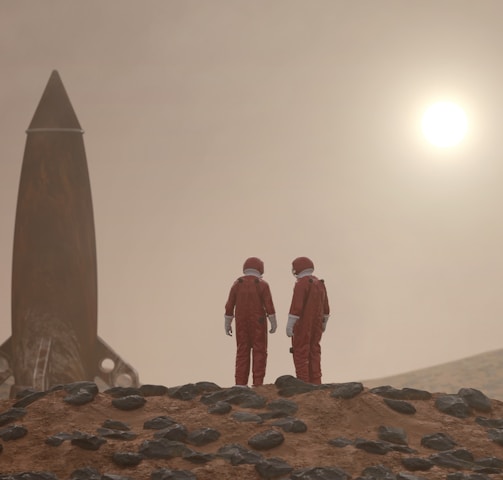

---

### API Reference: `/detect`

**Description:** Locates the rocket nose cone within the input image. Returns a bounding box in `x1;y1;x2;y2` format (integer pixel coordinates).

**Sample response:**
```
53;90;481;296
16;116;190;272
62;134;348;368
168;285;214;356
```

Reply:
28;70;82;131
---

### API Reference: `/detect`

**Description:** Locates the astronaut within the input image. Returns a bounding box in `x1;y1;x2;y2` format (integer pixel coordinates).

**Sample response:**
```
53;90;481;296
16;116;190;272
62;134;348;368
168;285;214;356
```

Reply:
286;257;330;384
224;257;277;386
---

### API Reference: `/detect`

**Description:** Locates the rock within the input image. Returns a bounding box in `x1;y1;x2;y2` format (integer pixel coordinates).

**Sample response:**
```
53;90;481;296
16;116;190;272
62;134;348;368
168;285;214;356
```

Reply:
12;391;48;408
143;415;177;430
274;375;320;396
360;464;395;479
429;451;475;470
420;432;458;451
369;386;431;400
64;389;96;406
153;423;188;442
396;473;429;480
71;432;107;450
151;468;196;480
232;411;264;423
377;425;408;445
271;417;307;433
104;387;141;398
248;429;285;450
101;474;135;480
45;431;74;446
64;381;99;396
96;427;137;440
187;427;220;446
328;437;353;447
138;439;191;459
168;383;201;401
207;401;232;414
487;428;503;446
354;438;392;455
111;451;143;467
195;381;221;393
217;443;264;465
383;398;416;414
111;395;146;411
139;384;168;397
200;386;266;408
0;473;58;480
0;424;28;441
0;407;27;427
458;388;492;412
255;457;294;478
102;419;130;431
69;466;101;480
434;395;472;418
182;450;215;463
474;457;503;469
475;417;503;428
401;457;434;471
290;466;351;480
331;382;364;399
266;398;299;416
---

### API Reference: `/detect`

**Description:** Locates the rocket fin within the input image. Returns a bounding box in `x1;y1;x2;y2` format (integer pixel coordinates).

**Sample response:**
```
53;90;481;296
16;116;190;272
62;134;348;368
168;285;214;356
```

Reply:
94;337;140;388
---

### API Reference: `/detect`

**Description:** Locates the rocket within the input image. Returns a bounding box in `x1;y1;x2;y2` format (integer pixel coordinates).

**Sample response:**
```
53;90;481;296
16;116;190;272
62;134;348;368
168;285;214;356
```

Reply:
0;70;139;397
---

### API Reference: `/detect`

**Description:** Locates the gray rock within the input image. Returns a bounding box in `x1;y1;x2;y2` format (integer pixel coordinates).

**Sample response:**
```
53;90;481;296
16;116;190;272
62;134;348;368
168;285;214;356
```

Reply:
458;388;491;413
0;473;58;480
396;473;429;480
111;451;143;467
475;417;503;428
200;386;266;408
104;386;141;398
331;382;364;399
217;443;264;465
446;474;492;480
64;381;99;396
45;431;74;446
383;398;416;414
143;415;176;430
12;391;48;408
71;432;107;450
151;468;196;480
360;464;395;479
378;425;408;445
290;466;351;480
420;432;457;451
69;466;101;480
0;408;27;427
138;439;191;459
0;424;28;441
271;417;307;433
434;395;472;418
187;427;220;446
474;456;503;468
266;398;299;416
96;427;137;440
101;474;135;480
232;411;263;423
153;424;188;442
487;428;503;446
139;384;168;397
248;429;284;450
429;451;475;470
102;419;130;431
111;395;146;411
168;384;200;401
182;450;215;464
274;375;320;397
255;457;293;478
328;437;353;447
195;381;221;393
370;386;431;400
401;457;434;471
354;438;391;455
208;401;232;414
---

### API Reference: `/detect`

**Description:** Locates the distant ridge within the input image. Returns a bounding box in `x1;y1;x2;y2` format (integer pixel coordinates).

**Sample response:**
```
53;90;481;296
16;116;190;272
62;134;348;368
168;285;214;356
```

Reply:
362;348;503;400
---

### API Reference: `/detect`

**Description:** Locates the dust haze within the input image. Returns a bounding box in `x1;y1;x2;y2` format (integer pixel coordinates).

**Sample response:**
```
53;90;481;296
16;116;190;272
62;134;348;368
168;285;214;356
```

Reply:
1;1;503;388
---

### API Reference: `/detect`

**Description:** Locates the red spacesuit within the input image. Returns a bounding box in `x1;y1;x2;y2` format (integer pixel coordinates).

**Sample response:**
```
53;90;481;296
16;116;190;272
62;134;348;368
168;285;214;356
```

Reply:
224;257;276;387
286;257;330;384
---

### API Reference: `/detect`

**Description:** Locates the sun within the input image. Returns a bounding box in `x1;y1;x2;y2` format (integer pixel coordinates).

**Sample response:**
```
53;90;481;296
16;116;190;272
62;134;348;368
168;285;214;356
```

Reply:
421;101;468;148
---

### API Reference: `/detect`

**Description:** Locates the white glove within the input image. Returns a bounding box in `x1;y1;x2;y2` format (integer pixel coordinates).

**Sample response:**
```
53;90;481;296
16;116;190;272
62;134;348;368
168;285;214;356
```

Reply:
286;315;299;337
322;315;329;332
268;314;277;334
224;316;233;336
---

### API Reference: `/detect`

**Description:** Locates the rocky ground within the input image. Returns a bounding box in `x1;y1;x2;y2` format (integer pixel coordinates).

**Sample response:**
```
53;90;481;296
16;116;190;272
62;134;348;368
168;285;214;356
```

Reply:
1;376;503;480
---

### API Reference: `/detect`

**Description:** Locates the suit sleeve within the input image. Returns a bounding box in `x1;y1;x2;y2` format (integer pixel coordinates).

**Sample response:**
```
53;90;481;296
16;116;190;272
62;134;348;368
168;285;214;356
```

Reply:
322;281;330;316
224;281;238;317
289;280;309;318
260;281;276;316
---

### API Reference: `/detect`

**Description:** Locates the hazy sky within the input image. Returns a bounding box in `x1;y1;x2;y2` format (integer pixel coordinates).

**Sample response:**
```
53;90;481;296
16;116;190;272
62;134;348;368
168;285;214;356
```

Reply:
2;1;503;388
